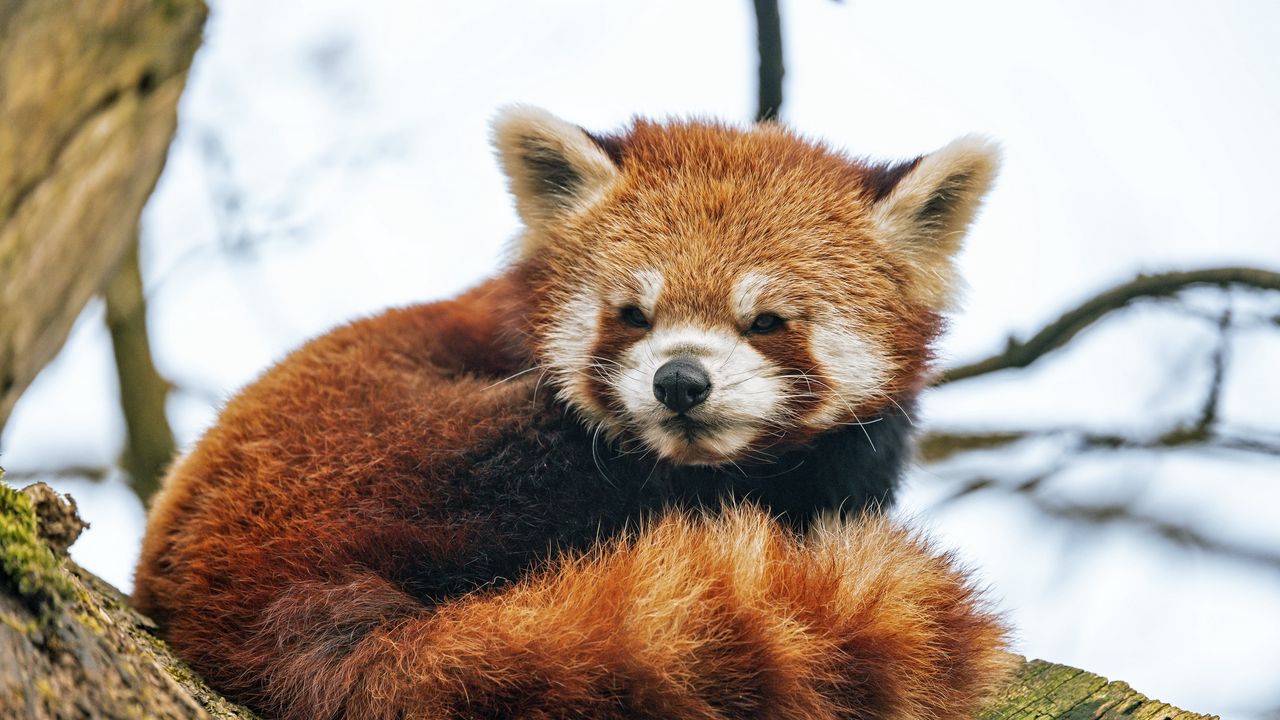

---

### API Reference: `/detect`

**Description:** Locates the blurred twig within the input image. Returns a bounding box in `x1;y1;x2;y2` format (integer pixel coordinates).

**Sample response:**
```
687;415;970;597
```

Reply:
751;0;784;121
919;427;1280;465
938;267;1280;385
0;465;114;483
1190;308;1231;434
925;274;1280;574
923;300;1278;463
104;234;176;503
932;471;1280;574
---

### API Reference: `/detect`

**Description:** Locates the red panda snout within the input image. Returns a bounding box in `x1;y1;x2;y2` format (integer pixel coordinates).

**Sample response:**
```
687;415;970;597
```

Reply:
620;321;789;465
651;357;711;413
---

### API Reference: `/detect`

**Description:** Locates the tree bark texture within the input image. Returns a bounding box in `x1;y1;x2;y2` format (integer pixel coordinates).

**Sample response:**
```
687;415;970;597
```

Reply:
979;659;1215;720
0;478;1217;719
0;0;207;430
0;479;257;719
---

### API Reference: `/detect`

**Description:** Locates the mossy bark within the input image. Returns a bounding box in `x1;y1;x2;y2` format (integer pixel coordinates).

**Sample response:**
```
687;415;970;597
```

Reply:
980;658;1216;720
0;479;257;719
0;0;207;430
0;478;1216;719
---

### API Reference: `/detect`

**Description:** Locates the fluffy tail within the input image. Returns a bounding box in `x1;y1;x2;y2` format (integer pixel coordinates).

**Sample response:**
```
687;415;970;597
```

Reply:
255;506;1011;719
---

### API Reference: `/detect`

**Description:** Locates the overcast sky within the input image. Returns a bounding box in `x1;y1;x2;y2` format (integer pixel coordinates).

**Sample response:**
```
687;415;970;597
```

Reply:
3;1;1279;717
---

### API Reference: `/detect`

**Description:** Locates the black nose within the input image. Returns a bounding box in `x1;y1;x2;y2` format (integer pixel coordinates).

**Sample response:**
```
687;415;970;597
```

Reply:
652;357;712;413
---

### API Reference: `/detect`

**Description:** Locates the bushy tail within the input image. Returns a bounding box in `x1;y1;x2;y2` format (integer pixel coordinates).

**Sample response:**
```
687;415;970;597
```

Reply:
255;506;1012;719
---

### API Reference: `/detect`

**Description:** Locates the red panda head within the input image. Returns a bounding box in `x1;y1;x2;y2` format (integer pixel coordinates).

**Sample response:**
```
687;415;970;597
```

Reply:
494;107;998;466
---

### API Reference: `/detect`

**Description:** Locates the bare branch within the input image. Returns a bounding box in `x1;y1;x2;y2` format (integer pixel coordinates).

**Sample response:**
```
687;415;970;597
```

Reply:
1192;309;1231;433
938;267;1280;385
750;0;784;121
919;427;1280;465
0;465;114;483
930;469;1280;574
104;236;176;503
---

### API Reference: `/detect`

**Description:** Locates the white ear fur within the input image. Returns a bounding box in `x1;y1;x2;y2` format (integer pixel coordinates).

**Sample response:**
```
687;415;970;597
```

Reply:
492;106;620;257
870;136;1001;310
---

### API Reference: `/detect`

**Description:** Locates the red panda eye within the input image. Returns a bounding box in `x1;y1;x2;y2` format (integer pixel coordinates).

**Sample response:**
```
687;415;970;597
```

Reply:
620;306;651;329
749;313;784;334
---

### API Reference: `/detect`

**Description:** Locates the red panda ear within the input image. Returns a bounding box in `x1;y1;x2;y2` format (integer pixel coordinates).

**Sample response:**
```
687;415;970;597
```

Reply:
492;106;621;257
869;136;1001;310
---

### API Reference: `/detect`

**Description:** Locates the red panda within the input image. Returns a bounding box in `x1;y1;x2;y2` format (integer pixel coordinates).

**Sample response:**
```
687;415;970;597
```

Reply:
132;107;1011;719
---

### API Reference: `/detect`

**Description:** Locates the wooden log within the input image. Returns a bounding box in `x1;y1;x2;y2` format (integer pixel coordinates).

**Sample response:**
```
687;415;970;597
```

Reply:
980;657;1215;720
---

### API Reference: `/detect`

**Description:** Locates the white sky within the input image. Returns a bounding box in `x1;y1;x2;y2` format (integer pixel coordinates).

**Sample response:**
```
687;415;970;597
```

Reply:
3;1;1279;717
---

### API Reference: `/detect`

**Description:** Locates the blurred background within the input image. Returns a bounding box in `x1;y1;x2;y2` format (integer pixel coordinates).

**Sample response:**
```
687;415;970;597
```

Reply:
2;1;1278;717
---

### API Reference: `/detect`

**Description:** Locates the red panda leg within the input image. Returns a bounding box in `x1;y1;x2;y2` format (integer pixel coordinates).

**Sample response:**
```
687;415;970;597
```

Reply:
246;506;1010;720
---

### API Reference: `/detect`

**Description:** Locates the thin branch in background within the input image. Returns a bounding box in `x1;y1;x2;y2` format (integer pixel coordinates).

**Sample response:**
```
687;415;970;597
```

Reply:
925;279;1280;465
930;470;1280;575
751;0;784;121
103;232;176;503
918;427;1280;465
1191;308;1231;434
148;123;407;301
171;380;226;409
938;267;1280;385
0;465;114;483
921;272;1280;575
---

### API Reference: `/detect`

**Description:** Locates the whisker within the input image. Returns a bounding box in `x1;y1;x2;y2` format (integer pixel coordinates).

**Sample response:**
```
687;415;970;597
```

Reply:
531;367;551;404
882;393;917;427
482;365;543;390
591;423;618;489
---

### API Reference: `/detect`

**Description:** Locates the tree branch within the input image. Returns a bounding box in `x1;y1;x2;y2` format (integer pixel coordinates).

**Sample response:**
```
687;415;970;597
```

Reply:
978;658;1213;720
0;466;114;484
103;235;177;503
750;0;784;121
1191;309;1231;434
929;469;1280;575
918;426;1280;465
938;267;1280;385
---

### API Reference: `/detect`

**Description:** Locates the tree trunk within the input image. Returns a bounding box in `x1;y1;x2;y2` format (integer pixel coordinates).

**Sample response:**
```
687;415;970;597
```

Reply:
0;0;207;430
0;478;1216;719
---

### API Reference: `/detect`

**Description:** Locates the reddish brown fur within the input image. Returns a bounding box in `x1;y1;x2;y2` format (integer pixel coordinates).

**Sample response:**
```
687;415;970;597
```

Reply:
134;114;1010;719
527;120;942;445
321;508;1008;720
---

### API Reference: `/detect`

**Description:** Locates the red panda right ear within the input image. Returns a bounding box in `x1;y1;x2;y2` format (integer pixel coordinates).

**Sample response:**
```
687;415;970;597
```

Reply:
492;106;621;257
868;136;1001;311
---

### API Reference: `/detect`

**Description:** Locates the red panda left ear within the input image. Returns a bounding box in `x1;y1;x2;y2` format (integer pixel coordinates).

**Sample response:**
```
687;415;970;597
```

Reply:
869;136;1001;310
492;106;621;257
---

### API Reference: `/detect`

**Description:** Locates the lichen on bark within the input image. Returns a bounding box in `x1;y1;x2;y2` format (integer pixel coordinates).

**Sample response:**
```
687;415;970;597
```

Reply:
0;477;75;615
0;478;258;719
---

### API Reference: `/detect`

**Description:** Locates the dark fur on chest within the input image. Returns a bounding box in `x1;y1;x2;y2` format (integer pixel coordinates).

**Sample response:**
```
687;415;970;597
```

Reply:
401;395;916;605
